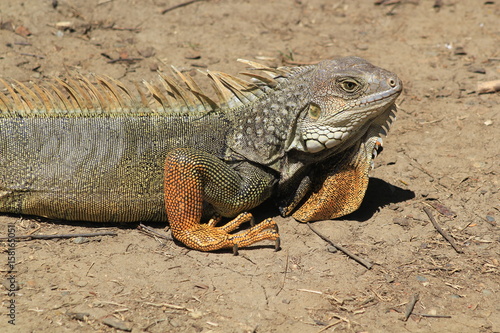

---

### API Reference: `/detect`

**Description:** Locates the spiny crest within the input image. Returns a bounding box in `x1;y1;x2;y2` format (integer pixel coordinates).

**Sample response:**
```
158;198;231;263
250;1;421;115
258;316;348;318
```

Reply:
0;60;294;118
370;103;397;139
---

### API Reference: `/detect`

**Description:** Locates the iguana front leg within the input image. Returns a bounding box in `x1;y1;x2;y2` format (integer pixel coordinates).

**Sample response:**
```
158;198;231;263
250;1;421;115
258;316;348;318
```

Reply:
163;148;279;252
291;137;382;222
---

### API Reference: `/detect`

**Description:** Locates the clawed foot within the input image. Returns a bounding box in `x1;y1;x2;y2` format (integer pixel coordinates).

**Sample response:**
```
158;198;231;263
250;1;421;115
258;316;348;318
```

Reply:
172;212;280;253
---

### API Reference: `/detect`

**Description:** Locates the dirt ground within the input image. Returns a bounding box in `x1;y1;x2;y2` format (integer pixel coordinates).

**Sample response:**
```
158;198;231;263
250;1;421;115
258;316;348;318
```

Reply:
0;0;498;332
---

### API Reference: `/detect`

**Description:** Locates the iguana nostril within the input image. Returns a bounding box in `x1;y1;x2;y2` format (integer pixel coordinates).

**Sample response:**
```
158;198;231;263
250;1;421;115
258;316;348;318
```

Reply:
389;78;396;87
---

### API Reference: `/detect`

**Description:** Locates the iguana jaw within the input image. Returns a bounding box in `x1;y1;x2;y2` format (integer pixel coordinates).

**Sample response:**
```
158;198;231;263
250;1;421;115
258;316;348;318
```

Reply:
302;91;400;153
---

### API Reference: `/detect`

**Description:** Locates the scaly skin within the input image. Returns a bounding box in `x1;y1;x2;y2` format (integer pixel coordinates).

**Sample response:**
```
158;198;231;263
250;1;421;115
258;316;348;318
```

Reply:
0;57;402;252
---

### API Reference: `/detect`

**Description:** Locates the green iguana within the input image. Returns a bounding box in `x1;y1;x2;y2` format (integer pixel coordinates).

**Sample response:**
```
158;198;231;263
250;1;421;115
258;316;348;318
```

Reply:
0;57;401;252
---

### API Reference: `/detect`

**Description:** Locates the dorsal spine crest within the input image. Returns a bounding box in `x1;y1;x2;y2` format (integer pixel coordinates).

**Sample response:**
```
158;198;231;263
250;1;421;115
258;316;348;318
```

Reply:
0;60;293;118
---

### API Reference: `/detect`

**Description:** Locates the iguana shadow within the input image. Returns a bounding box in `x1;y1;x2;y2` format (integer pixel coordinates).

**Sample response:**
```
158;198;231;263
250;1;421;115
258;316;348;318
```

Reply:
339;177;415;222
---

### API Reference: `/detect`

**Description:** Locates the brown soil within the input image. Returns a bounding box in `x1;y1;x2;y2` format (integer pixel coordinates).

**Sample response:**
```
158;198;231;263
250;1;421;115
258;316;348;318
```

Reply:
0;0;499;332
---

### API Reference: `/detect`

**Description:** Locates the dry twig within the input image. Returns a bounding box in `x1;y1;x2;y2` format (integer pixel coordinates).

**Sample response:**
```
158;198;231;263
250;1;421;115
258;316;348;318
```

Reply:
307;222;373;269
137;224;173;241
0;231;117;241
414;313;451;319
477;80;500;94
423;206;463;254
317;319;343;332
161;0;207;15
275;251;289;296
403;293;419;321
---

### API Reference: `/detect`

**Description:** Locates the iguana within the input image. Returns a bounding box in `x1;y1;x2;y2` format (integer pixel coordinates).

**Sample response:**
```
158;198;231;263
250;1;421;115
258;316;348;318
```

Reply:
0;56;401;253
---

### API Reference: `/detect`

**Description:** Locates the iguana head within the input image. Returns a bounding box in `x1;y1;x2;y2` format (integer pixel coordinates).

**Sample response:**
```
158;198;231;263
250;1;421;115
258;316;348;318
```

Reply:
288;56;402;155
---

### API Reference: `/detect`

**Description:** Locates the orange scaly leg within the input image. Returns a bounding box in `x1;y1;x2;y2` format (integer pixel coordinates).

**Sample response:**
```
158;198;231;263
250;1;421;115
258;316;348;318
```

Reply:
292;137;382;222
163;148;280;252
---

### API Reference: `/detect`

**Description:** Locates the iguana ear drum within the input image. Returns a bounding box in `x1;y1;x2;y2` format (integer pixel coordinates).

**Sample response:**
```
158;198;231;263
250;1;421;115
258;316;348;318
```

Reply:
308;103;321;120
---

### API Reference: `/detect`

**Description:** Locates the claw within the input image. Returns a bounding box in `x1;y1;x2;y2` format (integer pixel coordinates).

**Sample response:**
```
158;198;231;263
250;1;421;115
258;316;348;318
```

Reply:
370;137;384;169
233;243;239;256
372;137;384;159
273;224;281;251
207;213;222;227
274;237;281;251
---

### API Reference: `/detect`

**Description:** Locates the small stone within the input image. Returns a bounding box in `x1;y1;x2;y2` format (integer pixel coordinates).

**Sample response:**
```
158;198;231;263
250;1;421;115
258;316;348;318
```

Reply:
482;289;492;296
67;312;91;321
326;244;337;253
385;274;395;283
169;318;182;327
73;237;89;244
387;203;400;210
102;316;132;332
469;66;486;74
149;63;160;72
138;46;156;58
15;25;32;37
189;310;203;319
184;51;201;60
393;217;410;227
454;46;467;55
1;21;15;32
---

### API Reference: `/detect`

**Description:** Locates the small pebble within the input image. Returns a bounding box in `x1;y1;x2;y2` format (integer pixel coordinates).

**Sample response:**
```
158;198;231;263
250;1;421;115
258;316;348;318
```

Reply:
102;317;132;332
393;217;410;227
189;310;203;319
454;46;467;55
67;312;90;321
467;66;486;74
169;318;182;327
416;275;428;282
326;244;337;253
73;237;89;244
385;274;395;283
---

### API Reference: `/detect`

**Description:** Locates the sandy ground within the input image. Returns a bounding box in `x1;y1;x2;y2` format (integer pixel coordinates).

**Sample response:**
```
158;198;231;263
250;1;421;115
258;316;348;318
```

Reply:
0;0;499;332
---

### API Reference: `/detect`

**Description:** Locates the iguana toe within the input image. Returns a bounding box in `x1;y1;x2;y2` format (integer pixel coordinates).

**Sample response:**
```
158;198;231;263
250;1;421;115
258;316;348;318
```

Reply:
172;215;279;252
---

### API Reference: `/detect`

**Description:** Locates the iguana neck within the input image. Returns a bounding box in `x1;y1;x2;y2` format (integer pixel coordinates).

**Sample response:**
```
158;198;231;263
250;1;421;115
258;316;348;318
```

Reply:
225;68;314;170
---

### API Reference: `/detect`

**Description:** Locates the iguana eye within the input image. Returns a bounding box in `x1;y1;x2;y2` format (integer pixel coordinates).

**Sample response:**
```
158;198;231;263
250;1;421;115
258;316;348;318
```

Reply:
340;79;359;92
308;103;321;120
